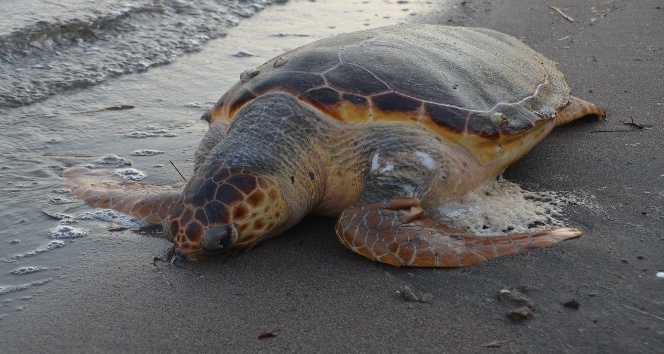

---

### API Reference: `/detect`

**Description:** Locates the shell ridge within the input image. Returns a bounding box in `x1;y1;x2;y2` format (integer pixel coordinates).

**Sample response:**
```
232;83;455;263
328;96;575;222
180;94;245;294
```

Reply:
487;75;554;121
318;51;344;75
256;69;327;77
342;62;395;94
388;91;482;114
390;74;555;118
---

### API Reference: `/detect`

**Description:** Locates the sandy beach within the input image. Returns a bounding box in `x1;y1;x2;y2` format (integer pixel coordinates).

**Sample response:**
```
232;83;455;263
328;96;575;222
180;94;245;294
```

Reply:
2;0;662;353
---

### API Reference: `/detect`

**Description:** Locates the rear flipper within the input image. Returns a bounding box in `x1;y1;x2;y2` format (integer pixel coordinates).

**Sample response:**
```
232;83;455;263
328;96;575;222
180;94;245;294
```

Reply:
336;197;581;267
63;166;181;223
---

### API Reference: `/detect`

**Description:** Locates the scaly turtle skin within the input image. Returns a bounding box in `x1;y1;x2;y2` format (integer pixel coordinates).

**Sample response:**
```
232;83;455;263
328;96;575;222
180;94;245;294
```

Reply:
64;24;605;266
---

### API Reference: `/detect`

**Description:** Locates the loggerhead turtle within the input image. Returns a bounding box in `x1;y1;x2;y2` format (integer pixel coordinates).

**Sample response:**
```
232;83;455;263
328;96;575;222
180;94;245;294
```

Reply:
63;24;605;267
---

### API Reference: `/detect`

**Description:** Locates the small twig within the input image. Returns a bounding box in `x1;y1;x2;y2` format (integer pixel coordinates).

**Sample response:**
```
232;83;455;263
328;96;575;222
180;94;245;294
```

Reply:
169;160;187;182
549;5;576;22
104;105;135;111
622;304;664;321
72;105;135;115
172;261;202;276
481;339;515;348
257;329;280;340
592;118;652;133
164;246;203;276
591;129;638;133
620;117;651;130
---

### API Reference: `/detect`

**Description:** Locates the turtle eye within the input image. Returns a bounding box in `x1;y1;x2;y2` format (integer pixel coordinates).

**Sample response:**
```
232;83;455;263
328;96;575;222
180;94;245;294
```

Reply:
201;224;239;252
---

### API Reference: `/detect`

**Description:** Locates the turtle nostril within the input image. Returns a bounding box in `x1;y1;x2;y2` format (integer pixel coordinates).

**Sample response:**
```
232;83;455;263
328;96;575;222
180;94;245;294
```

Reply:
201;224;239;252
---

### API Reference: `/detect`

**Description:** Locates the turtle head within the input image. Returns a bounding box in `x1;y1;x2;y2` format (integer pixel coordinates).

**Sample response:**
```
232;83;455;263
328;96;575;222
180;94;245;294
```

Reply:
165;163;287;261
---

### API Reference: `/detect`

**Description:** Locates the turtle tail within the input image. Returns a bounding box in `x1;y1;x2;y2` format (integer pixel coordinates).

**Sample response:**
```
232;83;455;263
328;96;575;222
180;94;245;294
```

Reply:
63;166;181;223
555;96;606;127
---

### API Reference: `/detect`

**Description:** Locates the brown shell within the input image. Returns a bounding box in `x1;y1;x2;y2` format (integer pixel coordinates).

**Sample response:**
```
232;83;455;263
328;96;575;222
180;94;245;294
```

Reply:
208;24;570;165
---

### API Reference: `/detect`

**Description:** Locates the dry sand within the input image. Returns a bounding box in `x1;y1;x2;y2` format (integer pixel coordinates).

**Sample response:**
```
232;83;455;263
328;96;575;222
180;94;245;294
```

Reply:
3;0;663;353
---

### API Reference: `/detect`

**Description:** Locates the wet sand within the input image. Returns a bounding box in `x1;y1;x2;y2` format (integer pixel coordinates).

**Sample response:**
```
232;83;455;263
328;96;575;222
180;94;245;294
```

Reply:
3;0;663;353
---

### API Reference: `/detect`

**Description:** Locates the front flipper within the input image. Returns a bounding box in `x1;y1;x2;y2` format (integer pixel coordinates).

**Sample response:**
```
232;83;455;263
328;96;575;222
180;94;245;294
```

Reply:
63;166;181;223
336;198;581;267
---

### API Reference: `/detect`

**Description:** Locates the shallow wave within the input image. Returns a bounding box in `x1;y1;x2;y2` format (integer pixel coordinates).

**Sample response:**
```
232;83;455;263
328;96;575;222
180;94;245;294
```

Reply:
0;0;278;107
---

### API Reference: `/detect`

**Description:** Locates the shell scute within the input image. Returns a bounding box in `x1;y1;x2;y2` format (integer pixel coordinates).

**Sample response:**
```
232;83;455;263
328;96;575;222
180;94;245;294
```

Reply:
372;92;421;114
494;105;537;134
324;63;390;96
465;112;500;139
424;103;469;133
341;93;368;106
270;49;340;73
251;71;324;97
299;87;341;106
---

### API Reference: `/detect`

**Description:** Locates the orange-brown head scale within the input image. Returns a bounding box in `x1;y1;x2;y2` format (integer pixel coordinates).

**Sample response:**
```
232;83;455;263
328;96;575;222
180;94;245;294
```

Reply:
166;162;286;260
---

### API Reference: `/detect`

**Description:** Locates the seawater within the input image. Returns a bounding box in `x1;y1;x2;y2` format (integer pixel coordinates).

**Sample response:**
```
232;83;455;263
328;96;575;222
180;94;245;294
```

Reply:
0;0;277;107
0;0;440;317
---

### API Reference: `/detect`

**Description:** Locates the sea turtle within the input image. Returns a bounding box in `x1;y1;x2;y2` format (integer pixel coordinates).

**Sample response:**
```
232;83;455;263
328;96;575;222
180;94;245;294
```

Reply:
63;24;605;267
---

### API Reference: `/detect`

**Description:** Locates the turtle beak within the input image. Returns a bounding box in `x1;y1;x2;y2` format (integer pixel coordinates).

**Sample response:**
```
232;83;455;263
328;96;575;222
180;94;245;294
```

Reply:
200;223;239;252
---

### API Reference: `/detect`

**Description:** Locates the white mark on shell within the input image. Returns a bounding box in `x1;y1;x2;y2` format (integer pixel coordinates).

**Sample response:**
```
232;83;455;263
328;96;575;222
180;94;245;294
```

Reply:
415;151;436;170
371;153;380;172
371;153;396;174
379;165;394;173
